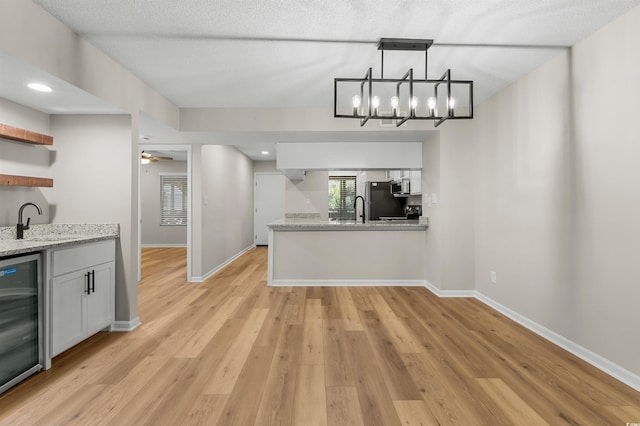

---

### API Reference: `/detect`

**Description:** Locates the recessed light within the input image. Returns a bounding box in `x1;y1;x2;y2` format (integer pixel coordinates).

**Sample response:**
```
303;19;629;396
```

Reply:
261;151;269;155
27;83;53;93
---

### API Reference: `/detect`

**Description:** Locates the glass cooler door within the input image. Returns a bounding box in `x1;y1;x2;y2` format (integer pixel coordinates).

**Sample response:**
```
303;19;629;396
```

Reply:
0;253;42;394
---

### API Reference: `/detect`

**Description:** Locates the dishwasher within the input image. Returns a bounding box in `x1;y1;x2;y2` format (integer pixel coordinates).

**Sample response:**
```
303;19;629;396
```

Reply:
0;252;43;395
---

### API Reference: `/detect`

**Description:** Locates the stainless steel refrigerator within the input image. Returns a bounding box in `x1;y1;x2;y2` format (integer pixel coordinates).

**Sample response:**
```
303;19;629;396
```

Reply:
365;181;403;220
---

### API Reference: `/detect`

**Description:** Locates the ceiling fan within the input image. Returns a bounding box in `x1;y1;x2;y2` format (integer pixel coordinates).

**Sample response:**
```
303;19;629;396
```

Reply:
141;151;173;164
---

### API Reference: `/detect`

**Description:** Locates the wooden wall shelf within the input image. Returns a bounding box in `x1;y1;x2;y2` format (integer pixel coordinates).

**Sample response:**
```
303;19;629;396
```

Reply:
0;123;53;145
1;123;54;187
0;174;54;187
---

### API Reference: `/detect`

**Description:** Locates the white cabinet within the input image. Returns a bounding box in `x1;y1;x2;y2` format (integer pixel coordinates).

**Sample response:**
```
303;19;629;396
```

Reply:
385;170;409;181
386;170;422;194
410;171;422;195
50;239;115;357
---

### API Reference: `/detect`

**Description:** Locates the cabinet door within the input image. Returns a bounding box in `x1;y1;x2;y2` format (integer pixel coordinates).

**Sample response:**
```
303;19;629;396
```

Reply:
410;171;422;194
87;262;115;336
388;170;401;181
51;271;87;356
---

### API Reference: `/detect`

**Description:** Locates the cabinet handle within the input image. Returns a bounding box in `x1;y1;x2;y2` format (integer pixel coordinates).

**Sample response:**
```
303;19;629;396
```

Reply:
90;270;95;293
85;272;91;294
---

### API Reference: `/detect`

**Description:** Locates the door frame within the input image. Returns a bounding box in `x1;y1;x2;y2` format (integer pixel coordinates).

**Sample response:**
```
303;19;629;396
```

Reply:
254;172;285;246
138;144;193;282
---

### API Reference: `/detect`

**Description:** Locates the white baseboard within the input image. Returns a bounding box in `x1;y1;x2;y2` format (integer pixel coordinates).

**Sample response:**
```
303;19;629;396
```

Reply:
191;244;256;282
421;281;640;393
270;279;427;287
473;292;640;393
111;317;142;332
141;244;187;248
423;279;476;298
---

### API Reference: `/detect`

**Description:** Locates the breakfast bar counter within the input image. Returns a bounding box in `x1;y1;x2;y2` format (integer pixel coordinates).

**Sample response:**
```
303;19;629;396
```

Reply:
267;215;428;286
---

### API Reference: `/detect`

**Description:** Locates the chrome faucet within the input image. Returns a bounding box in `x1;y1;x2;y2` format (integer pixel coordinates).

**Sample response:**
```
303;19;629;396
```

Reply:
354;196;366;224
17;202;42;239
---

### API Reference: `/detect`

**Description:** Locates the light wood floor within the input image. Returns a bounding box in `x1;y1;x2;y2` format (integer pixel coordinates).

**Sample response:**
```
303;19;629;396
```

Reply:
1;246;639;425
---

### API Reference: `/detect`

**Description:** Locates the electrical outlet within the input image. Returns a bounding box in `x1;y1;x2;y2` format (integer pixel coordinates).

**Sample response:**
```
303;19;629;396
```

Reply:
490;271;497;284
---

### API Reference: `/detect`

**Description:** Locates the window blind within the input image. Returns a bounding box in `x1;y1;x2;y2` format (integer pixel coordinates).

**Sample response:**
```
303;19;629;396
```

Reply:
328;176;357;220
160;174;187;226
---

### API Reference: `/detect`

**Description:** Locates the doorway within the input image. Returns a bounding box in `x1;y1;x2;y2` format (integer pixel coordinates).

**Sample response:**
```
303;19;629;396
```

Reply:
138;145;192;281
254;172;285;245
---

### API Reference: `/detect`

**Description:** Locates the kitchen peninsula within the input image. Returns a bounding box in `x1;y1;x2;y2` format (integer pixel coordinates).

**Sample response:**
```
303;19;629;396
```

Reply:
267;214;428;286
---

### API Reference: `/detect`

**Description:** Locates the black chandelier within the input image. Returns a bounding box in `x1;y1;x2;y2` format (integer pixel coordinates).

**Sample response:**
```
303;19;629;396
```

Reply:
334;38;473;127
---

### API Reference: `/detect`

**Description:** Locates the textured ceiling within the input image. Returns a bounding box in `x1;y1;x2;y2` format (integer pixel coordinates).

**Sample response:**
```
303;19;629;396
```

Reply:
2;1;638;160
33;0;640;110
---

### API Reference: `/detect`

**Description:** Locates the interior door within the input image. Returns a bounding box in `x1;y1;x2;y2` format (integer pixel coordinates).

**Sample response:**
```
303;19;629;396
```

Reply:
254;173;285;245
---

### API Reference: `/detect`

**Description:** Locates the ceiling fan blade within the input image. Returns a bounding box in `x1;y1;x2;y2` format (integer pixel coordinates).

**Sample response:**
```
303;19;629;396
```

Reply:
153;156;173;161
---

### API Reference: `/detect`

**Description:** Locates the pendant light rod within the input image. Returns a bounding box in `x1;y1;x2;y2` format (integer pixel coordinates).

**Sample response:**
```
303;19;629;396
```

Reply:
378;38;432;79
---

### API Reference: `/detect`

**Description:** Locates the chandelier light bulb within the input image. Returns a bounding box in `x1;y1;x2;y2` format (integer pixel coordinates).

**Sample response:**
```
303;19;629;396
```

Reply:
372;96;380;116
427;97;436;117
410;96;418;116
352;94;361;116
448;97;456;117
390;96;399;116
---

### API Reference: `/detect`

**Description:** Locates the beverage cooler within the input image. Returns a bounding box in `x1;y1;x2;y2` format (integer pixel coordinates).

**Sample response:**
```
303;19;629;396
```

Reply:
0;252;43;395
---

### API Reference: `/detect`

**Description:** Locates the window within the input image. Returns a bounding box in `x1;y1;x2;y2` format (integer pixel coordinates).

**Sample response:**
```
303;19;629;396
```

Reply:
160;174;187;226
328;176;356;220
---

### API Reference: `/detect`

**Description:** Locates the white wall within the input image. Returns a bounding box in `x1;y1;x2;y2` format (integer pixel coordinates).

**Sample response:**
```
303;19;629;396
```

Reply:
285;171;329;220
277;142;423;170
253;160;277;173
48;114;137;323
195;145;254;278
140;160;188;246
567;5;640;375
422;135;442;288
439;4;640;377
439;123;476;291
0;98;52;226
0;0;179;128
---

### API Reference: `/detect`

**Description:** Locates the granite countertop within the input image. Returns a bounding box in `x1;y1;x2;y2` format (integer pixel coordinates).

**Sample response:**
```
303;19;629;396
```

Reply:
268;215;428;231
0;224;119;257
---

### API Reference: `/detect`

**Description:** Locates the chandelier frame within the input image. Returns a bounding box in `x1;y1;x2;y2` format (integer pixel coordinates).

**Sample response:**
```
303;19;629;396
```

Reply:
333;38;474;127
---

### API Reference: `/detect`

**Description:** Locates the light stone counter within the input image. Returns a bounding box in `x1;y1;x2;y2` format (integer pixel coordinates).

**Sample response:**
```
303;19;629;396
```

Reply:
0;224;119;257
268;218;427;231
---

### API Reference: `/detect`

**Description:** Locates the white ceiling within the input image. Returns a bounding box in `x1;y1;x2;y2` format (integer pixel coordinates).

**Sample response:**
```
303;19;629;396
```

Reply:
32;0;640;108
3;1;640;159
